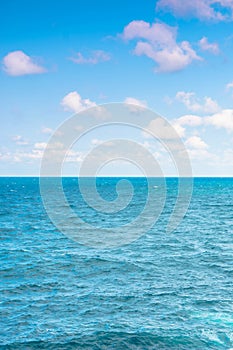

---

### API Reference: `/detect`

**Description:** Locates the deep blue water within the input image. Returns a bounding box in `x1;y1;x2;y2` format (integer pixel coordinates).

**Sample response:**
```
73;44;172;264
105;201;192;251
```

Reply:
0;177;233;349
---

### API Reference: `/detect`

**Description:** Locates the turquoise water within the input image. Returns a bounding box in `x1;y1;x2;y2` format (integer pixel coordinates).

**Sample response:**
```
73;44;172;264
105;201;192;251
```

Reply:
0;177;232;349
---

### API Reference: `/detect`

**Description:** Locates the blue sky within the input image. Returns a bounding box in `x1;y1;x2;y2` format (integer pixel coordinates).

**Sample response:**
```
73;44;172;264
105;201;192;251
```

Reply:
1;0;233;176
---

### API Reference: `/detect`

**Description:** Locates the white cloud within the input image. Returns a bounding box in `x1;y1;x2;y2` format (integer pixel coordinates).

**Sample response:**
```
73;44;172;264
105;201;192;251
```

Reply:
122;20;175;44
184;134;213;163
185;136;208;149
172;122;186;138
12;135;28;145
1;140;84;164
124;97;147;108
34;142;47;150
91;138;103;145
199;37;220;54
175;91;220;114
3;51;46;76
65;149;83;163
61;91;97;113
69;50;111;64
176;115;203;127
156;0;233;21
226;81;233;91
42;127;53;134
187;148;214;161
222;148;233;164
147;118;185;139
205;109;233;131
10;149;49;162
176;109;233;133
122;21;201;73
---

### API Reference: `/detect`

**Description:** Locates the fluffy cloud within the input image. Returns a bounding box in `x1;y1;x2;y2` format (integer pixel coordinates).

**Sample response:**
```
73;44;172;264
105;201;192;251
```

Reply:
69;50;111;64
176;109;233;132
122;21;201;73
61;91;96;113
185;135;208;149
175;91;220;114
156;0;233;21
176;115;203;127
199;37;220;54
3;51;46;76
184;135;215;163
172;122;186;138
205;109;233;131
124;97;148;113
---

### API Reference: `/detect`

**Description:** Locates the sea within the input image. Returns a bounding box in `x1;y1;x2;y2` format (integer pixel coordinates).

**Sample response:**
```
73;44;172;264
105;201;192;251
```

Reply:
0;177;232;349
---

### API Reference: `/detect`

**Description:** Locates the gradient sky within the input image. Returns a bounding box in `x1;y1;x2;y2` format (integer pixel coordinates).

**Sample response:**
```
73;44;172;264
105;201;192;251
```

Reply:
1;0;233;176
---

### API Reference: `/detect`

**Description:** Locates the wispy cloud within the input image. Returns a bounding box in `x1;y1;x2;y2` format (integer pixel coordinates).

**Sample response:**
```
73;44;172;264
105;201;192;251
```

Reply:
41;127;53;135
0;140;84;163
121;21;201;72
156;0;233;21
12;135;29;145
175;91;220;114
199;37;220;54
69;50;111;64
3;51;46;76
226;81;233;91
34;142;47;150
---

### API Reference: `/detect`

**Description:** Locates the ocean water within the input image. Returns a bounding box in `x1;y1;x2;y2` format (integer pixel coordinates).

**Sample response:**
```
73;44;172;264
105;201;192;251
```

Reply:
0;177;232;349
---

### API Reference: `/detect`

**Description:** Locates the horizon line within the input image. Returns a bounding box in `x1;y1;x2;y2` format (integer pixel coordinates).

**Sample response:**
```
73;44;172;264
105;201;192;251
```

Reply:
1;175;233;178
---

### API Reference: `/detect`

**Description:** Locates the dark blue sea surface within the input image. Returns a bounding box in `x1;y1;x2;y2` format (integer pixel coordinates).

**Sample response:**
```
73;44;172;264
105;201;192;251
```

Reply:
0;177;232;349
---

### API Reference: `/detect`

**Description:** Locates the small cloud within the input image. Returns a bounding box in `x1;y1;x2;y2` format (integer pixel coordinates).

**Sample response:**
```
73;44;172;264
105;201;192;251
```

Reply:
75;125;84;132
164;95;173;105
61;91;96;113
99;92;108;100
146;118;185;140
199;37;220;54
91;138;103;145
3;51;46;76
12;135;28;145
226;81;233;91
187;148;214;161
121;21;201;73
124;97;147;108
34;142;47;150
176;115;203;127
185;136;208;150
42;127;53;134
65;149;83;163
0;141;84;164
175;91;220;114
69;50;111;65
